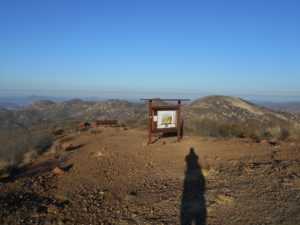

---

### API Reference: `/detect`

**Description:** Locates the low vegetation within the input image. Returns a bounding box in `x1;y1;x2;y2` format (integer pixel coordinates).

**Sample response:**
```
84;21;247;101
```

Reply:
122;115;148;129
183;117;299;143
182;96;300;142
1;96;300;177
0;127;52;176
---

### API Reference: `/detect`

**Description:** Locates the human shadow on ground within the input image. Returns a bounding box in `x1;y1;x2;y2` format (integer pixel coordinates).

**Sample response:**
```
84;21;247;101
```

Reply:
180;147;207;225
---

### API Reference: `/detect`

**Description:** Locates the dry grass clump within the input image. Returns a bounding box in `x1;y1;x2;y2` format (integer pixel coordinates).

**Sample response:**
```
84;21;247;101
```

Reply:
122;115;148;129
184;117;299;142
250;126;291;142
62;120;79;133
184;118;247;138
0;127;52;175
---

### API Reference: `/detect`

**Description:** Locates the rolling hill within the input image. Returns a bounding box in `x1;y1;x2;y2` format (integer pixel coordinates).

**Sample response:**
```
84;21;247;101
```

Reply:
0;99;146;131
182;96;300;140
1;96;300;141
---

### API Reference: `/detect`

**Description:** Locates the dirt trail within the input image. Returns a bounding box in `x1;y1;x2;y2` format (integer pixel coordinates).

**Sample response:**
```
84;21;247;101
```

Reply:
1;127;300;224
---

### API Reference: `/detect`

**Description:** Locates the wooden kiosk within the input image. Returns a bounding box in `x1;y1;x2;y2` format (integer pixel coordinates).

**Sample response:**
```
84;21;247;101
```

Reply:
141;98;190;144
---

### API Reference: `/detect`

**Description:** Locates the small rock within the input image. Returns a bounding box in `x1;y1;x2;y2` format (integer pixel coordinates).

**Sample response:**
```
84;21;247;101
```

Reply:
95;151;104;157
129;191;138;196
63;144;75;151
59;163;73;171
160;185;167;189
52;167;64;175
131;213;137;218
79;121;90;128
268;139;277;145
47;204;58;213
260;140;269;144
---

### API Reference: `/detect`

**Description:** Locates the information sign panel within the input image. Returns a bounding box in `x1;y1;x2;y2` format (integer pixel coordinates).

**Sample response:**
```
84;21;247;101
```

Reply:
157;110;176;129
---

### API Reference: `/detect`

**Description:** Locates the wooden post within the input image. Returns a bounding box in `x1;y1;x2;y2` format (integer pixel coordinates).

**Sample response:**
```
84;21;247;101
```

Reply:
148;100;152;145
177;100;181;142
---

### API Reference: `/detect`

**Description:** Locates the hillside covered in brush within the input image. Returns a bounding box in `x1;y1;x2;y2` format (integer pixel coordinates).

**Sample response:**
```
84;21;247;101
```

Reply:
0;99;146;131
1;96;300;141
183;96;300;141
1;95;300;177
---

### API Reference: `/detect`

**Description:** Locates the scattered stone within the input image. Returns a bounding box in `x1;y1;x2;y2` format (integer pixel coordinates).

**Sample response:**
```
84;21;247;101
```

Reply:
202;168;210;177
47;204;58;213
260;140;269;144
63;144;75;151
215;194;235;205
52;167;64;174
268;139;277;146
0;172;10;180
59;163;73;171
79;121;90;128
129;191;138;196
95;151;104;157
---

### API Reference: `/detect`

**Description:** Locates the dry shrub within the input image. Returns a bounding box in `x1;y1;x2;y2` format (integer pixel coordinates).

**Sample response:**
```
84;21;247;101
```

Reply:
62;120;78;133
0;127;52;174
184;118;247;138
250;125;292;142
122;115;148;129
184;124;197;135
184;117;297;142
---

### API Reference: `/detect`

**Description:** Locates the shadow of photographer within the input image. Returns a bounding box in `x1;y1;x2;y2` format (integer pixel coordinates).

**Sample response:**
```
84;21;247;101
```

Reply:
180;147;207;225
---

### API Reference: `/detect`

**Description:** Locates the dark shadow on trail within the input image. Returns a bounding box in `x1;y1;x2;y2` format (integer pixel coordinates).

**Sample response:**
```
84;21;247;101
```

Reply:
181;147;207;225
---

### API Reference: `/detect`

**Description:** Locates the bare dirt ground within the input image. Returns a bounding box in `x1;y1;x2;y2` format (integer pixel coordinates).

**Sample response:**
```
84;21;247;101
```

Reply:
1;127;300;225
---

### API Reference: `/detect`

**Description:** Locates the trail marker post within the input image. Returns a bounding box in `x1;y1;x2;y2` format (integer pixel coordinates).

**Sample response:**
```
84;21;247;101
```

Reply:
141;98;190;144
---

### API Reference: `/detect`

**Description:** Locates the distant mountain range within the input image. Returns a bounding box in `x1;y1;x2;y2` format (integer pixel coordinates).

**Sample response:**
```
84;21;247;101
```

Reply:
0;98;147;130
0;96;68;110
0;95;107;110
1;95;300;140
260;102;300;115
2;95;300;116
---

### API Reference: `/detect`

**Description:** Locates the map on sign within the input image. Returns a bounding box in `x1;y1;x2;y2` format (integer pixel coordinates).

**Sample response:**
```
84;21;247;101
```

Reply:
157;110;176;129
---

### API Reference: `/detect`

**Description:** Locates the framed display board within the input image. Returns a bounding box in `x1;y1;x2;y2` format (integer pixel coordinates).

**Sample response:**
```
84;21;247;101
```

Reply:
156;110;176;129
140;98;190;144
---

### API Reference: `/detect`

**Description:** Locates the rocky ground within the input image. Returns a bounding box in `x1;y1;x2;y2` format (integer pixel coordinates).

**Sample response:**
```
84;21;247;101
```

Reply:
1;127;300;224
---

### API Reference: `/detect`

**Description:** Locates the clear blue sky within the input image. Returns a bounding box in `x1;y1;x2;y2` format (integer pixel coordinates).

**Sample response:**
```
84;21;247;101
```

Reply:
0;0;300;100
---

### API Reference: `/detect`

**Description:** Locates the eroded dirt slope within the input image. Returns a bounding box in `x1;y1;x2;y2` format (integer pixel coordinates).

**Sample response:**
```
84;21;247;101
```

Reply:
1;128;300;224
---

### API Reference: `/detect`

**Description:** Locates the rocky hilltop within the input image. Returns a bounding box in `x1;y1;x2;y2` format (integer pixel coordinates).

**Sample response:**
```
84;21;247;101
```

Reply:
182;96;300;140
184;95;300;124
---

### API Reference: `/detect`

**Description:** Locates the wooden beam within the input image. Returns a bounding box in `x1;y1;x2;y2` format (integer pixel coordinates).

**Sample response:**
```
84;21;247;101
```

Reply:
141;98;190;101
148;100;152;145
177;100;181;142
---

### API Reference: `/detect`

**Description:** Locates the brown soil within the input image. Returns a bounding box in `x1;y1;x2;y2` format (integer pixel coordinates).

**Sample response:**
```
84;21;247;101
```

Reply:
1;127;300;224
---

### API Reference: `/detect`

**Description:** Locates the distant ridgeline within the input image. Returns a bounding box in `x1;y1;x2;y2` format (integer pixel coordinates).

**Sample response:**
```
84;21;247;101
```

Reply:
0;96;300;141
